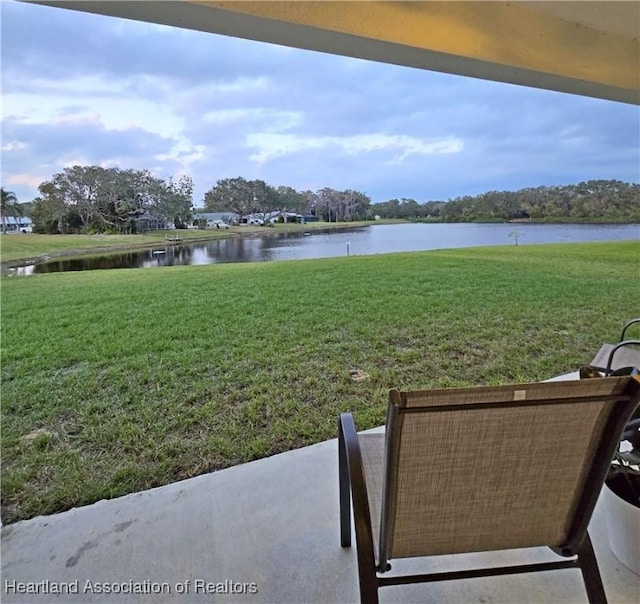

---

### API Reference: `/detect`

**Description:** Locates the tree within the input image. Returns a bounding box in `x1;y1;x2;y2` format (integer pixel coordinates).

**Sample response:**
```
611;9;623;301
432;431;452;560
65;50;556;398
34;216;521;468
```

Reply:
34;166;192;234
41;166;107;231
30;195;65;233
380;193;431;221
423;200;446;218
372;198;425;219
1;188;21;233
372;198;400;219
302;189;320;219
342;190;371;221
164;175;194;228
302;188;371;222
275;186;308;221
314;187;340;221
204;177;254;221
247;180;279;225
103;169;147;233
38;166;114;232
204;177;277;223
417;180;640;223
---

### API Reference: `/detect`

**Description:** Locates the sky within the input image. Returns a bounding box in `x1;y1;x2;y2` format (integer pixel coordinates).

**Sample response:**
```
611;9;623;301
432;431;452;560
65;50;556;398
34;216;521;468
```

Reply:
2;1;639;207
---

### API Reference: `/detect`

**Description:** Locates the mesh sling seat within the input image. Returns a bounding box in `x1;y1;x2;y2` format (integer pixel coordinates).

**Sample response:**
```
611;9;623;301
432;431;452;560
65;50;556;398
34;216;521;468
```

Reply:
589;318;640;374
338;377;640;604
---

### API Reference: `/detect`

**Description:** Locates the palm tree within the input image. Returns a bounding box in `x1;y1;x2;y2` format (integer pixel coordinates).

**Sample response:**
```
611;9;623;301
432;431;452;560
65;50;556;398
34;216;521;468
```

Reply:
1;188;21;233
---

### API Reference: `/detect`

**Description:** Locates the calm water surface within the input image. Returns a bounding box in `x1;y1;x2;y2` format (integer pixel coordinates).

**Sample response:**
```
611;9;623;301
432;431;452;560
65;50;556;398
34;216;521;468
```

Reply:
11;223;639;275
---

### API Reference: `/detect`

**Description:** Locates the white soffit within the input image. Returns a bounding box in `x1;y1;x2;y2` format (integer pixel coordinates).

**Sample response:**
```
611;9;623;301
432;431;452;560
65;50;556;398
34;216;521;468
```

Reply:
25;1;640;104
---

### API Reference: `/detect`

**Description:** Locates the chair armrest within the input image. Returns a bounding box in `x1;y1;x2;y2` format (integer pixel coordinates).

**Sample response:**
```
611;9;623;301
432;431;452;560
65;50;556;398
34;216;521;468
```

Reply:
620;318;640;342
605;340;640;374
338;413;378;572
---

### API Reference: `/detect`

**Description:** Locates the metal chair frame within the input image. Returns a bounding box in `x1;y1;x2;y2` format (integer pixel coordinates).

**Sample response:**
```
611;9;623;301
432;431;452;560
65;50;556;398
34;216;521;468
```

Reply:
338;377;640;604
590;318;640;375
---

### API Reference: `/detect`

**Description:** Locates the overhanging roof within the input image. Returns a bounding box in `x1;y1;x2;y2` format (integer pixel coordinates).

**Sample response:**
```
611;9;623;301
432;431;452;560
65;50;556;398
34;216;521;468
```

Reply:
28;1;640;104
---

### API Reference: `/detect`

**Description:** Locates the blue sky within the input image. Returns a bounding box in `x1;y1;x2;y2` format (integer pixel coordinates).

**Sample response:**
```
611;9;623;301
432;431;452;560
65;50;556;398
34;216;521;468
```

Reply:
2;0;639;207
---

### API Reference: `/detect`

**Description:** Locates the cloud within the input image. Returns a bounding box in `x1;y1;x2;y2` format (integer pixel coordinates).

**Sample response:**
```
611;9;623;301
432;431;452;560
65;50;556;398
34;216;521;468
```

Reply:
4;173;46;190
2;117;185;195
1;0;638;206
246;132;463;165
202;108;302;132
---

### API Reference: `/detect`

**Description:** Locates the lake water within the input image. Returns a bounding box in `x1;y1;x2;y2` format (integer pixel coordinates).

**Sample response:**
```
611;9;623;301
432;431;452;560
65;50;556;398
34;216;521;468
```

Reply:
10;223;639;275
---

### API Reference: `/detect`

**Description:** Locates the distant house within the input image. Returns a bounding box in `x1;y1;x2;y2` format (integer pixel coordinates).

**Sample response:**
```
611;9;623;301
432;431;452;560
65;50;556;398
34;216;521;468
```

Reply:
270;212;305;224
244;214;266;225
259;211;315;224
242;211;303;225
134;213;171;232
192;212;239;227
300;214;320;224
192;211;310;227
3;216;33;233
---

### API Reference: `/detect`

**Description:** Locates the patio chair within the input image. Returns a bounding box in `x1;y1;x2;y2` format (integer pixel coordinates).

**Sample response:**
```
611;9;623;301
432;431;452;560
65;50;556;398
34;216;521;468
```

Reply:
338;376;640;603
588;318;640;375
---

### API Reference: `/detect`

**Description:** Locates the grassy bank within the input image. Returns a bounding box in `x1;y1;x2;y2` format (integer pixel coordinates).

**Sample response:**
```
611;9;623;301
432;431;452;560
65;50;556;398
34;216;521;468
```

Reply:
0;230;226;264
2;241;639;523
0;220;393;265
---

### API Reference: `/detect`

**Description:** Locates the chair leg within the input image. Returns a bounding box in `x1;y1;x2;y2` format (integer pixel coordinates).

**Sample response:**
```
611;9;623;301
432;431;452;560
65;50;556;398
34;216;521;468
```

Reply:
338;413;379;603
577;532;607;604
338;421;351;547
357;569;379;604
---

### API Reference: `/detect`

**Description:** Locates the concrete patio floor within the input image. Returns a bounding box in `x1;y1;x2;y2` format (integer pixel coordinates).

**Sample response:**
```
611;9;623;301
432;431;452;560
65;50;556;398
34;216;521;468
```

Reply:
2;417;640;604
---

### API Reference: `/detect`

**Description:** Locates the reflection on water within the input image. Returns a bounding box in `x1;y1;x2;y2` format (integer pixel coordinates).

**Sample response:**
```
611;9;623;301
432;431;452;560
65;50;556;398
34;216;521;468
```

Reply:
8;223;639;276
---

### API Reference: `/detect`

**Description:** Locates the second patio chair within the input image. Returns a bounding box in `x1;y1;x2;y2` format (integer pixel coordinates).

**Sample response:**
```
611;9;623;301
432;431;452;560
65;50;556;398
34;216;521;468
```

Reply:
588;318;640;374
338;376;640;604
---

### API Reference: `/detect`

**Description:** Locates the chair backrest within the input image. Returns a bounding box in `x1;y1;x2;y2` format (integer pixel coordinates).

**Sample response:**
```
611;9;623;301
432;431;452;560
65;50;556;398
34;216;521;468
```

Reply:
377;376;640;568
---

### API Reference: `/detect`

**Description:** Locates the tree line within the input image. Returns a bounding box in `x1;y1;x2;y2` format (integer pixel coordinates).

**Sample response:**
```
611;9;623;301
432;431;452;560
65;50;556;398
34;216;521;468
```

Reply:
1;169;638;235
25;166;193;234
203;177;372;222
372;180;640;222
8;169;374;234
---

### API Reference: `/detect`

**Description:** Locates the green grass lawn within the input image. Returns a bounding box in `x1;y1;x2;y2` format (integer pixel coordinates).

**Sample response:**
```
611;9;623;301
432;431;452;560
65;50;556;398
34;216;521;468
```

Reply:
1;241;639;523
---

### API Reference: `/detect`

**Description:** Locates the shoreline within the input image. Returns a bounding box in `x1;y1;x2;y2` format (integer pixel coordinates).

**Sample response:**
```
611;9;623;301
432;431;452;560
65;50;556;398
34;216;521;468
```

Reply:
2;218;637;269
0;220;385;269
